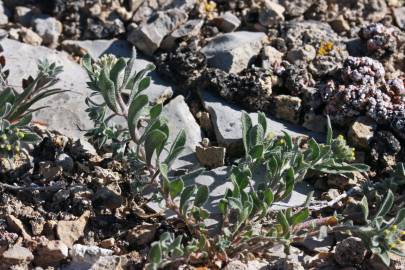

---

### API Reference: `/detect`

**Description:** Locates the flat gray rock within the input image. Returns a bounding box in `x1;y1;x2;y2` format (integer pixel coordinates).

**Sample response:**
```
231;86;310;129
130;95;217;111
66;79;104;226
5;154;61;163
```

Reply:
201;31;266;74
162;95;202;170
1;39;174;138
1;38;93;139
202;91;323;152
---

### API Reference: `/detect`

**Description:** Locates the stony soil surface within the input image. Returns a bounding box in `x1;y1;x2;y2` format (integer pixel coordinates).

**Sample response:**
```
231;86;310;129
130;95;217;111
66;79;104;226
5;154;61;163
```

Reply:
0;0;405;269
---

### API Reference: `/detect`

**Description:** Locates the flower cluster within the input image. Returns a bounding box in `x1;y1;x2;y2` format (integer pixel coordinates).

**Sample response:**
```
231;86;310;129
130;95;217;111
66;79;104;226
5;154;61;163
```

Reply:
359;23;398;58
323;57;405;137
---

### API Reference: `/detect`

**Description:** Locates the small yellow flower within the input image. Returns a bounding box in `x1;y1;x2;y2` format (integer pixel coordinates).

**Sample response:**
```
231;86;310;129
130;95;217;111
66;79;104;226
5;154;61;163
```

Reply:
389;243;396;249
204;1;216;12
384;229;390;235
6;144;12;151
391;225;398;231
317;41;334;56
400;231;405;235
279;139;286;145
266;132;275;141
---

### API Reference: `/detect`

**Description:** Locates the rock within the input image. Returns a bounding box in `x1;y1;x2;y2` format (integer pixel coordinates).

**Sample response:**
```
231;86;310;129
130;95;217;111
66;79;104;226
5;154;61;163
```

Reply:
1;39;93;139
261;46;283;69
33;16;63;47
19;27;43;46
128;8;188;55
330;15;350;33
202;91;320;152
1;245;34;266
286;45;316;65
99;238;115;249
14;5;35;26
259;0;285;27
161;19;203;49
393;7;405;30
327;174;360;189
348;117;376;149
38;161;63;181
272;95;302;124
162;95;202;170
303;112;327;133
56;153;74;172
126;223;158;246
93;185;122;209
35;240;69;266
56;211;90;247
201;31;266;74
279;0;314;17
224;260;248;270
6;214;31;240
196;144;226;168
334;237;367;266
65;244;118;270
0;1;10;25
212;12;241;32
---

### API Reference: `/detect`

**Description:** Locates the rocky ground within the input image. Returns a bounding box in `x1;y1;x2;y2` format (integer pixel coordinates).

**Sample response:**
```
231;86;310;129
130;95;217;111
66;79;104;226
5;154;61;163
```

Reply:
0;0;405;269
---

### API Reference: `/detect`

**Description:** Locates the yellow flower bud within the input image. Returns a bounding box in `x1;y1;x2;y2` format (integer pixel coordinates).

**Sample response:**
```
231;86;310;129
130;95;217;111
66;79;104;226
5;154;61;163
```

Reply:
392;225;398;231
389;243;396;249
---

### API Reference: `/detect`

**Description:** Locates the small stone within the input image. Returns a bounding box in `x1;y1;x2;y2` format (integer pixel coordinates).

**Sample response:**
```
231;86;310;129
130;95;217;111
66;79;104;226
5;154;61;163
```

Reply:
393;7;405;30
19;27;43;46
126;223;158;246
213;12;241;32
33;16;63;47
56;153;74;172
303;112;327;133
196;144;226;168
56;211;90;247
14;6;35;26
327;174;358;189
272;95;302;124
30;219;45;236
2;245;34;265
330;15;350;33
261;46;283;69
128;8;188;55
348;117;376;149
38;161;63;181
161;19;203;49
259;0;285;27
93;185;122;209
334;237;367;266
6;214;31;240
201;31;266;74
69;244;114;266
35;240;69;266
287;45;316;65
301;235;334;253
223;260;248;270
99;238;115;249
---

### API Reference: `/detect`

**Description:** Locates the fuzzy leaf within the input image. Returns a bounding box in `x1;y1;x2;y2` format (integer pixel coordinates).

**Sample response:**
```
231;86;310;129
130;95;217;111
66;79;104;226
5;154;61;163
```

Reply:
180;185;196;214
127;94;148;141
169;178;184;198
360;196;369;221
241;111;252;156
145;129;168;165
194;185;209;207
376;190;394;218
149;242;162;264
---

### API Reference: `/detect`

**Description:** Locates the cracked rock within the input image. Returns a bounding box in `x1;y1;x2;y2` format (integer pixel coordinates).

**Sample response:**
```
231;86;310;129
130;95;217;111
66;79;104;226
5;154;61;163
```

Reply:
201;31;266;74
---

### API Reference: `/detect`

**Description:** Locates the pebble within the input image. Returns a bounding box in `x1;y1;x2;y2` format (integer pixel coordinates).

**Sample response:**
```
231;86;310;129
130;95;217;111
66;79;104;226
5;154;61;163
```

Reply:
1;245;34;266
19;27;43;46
35;240;69;267
33;16;63;47
213;12;241;32
259;0;285;27
272;95;302;124
393;7;405;30
347;117;376;150
56;211;90;247
334;237;367;266
201;31;266;74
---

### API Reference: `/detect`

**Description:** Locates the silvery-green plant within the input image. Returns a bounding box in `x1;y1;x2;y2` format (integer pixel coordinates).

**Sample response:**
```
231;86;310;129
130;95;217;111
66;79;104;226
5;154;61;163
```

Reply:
0;53;65;158
343;190;405;266
82;53;371;268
